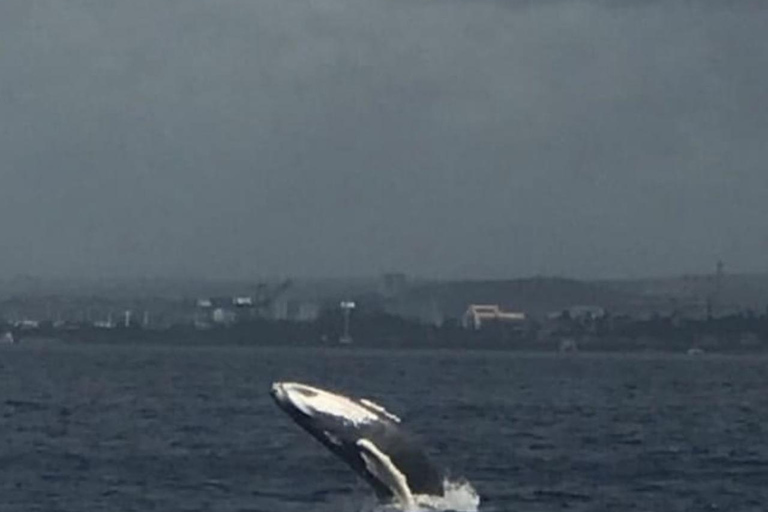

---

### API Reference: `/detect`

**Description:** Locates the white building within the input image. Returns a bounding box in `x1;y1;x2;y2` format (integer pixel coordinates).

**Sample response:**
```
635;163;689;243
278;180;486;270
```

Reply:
462;304;526;330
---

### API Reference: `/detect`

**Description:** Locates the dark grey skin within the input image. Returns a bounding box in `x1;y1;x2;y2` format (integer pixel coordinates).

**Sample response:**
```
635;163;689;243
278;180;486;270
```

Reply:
269;384;444;501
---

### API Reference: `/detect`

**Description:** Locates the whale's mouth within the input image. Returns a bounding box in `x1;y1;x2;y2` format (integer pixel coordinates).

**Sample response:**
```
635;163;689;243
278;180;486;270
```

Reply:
270;382;319;414
269;383;294;417
271;382;319;400
269;382;286;403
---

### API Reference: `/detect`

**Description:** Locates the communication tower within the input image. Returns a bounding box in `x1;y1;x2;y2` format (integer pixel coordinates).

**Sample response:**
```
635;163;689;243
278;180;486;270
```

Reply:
339;301;355;344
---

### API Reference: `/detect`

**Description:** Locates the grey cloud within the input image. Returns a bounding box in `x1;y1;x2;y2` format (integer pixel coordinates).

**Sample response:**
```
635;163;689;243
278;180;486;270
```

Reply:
0;0;766;279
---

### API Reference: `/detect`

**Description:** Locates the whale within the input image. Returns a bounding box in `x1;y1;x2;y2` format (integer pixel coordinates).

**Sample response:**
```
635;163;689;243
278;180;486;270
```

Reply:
270;382;444;508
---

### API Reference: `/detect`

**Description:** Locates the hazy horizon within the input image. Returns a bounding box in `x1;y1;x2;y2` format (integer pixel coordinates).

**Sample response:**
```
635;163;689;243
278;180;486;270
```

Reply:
2;1;767;280
1;266;765;286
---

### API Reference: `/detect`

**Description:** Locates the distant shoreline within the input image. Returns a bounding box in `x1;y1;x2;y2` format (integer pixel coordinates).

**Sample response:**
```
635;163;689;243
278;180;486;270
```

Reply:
10;333;768;355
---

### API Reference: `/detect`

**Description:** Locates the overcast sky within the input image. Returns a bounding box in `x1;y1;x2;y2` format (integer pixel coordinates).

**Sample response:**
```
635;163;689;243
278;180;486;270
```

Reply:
1;0;766;280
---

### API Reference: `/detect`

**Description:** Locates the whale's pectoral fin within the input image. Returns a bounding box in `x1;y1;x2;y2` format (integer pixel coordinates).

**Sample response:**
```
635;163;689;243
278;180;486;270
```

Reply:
356;438;417;510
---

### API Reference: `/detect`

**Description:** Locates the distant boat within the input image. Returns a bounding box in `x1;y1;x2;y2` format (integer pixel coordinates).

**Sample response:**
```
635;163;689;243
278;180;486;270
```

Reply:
686;347;705;356
559;338;578;352
1;331;16;344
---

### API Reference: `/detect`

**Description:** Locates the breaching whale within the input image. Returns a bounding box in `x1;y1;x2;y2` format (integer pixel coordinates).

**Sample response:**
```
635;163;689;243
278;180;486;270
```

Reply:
270;382;444;508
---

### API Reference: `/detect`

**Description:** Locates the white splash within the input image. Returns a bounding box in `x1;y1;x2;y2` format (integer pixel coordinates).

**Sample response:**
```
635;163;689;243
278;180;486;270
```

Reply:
362;479;481;512
413;479;481;512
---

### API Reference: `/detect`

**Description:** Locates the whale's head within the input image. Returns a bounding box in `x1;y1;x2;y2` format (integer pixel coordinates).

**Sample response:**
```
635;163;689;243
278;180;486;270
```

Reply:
270;382;401;430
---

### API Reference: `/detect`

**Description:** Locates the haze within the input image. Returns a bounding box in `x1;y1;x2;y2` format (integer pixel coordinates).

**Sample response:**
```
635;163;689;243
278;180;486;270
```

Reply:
1;0;766;280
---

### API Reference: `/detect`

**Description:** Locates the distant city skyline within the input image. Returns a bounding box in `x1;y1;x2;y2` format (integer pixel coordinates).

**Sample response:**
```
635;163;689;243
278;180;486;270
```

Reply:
1;1;766;280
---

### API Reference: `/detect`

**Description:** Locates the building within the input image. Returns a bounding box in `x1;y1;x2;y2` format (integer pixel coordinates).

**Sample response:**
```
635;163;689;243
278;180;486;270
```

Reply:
271;298;322;322
462;304;526;330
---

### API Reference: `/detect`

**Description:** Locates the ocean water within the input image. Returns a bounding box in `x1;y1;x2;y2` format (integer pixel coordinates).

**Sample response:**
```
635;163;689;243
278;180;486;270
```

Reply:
1;343;767;512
